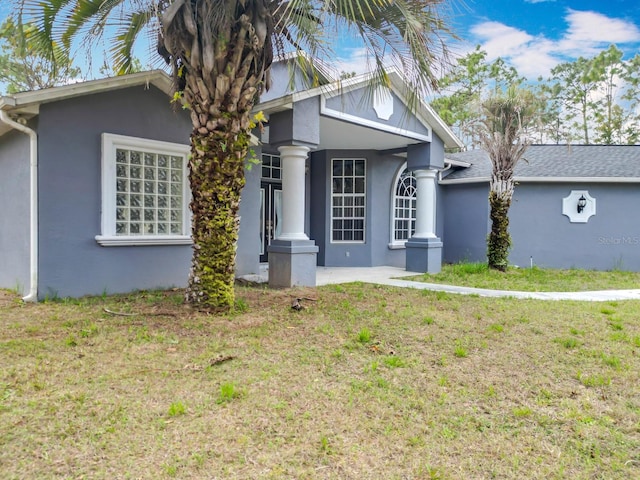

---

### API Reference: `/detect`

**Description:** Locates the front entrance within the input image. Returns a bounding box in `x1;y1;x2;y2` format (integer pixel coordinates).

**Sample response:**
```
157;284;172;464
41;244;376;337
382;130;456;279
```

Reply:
260;153;283;262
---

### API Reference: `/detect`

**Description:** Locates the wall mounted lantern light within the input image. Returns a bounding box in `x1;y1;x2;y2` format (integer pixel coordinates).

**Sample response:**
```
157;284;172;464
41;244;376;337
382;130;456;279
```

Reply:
562;190;596;223
577;195;587;213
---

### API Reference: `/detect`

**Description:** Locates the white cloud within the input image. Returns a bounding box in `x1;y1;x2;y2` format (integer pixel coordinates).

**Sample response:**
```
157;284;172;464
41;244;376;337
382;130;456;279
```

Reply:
466;9;640;79
334;48;372;76
470;22;534;58
565;9;640;44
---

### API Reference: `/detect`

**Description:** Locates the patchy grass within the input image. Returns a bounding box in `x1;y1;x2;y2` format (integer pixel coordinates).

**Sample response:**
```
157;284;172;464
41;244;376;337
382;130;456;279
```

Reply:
410;262;640;292
1;286;639;479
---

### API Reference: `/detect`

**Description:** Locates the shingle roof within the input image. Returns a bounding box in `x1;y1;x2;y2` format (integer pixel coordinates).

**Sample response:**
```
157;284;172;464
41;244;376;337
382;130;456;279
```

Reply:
443;145;640;181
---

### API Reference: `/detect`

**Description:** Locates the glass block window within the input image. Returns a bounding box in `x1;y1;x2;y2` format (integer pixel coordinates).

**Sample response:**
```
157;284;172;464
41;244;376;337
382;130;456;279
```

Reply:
261;153;281;180
331;158;366;242
97;133;191;246
115;149;185;236
393;167;417;242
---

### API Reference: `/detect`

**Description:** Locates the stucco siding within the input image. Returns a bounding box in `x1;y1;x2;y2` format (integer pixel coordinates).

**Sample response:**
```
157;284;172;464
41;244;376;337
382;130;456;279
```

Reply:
309;149;408;268
370;153;406;268
236;146;262;276
441;183;490;264
309;150;328;264
36;85;195;298
324;88;430;138
0;129;31;294
510;183;640;271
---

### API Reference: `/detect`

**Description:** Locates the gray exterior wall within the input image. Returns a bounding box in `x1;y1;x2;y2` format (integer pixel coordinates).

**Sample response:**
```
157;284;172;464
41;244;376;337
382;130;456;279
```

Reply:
0;129;31;294
441;183;490;264
36;86;187;298
509;183;640;271
237;146;262;276
309;149;406;268
441;181;640;271
324;88;430;137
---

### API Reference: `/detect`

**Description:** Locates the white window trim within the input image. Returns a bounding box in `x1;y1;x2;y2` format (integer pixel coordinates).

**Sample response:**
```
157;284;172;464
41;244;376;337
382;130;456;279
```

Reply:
330;157;367;244
389;162;416;249
96;133;192;247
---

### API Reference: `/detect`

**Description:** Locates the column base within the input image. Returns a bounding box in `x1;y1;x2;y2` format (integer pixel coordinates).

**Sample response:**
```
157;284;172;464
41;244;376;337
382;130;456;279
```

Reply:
405;237;443;274
268;239;319;288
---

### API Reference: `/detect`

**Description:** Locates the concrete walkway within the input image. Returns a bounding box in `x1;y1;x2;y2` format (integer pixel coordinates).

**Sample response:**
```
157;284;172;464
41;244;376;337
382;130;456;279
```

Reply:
243;265;640;302
317;266;640;302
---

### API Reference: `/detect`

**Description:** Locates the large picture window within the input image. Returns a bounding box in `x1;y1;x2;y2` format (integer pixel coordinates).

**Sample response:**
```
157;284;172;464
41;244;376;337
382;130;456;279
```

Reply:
391;165;416;245
331;158;366;242
96;133;191;246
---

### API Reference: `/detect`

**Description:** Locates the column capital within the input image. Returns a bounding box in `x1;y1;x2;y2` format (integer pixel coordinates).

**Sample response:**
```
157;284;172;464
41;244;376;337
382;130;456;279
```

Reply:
412;168;438;180
278;145;310;158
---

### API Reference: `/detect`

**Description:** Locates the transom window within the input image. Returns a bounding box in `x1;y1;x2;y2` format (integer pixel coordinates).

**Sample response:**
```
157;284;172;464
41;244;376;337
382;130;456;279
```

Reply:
96;133;191;246
331;158;366;242
261;153;281;180
393;167;417;243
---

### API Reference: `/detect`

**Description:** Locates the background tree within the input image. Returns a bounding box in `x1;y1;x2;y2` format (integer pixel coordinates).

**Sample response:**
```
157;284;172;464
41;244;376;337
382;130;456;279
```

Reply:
544;45;640;145
0;17;81;94
619;51;640;145
476;86;537;271
19;0;455;310
431;46;523;149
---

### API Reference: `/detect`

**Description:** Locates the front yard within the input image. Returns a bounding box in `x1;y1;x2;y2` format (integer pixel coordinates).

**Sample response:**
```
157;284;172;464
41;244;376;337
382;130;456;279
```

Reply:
1;284;639;479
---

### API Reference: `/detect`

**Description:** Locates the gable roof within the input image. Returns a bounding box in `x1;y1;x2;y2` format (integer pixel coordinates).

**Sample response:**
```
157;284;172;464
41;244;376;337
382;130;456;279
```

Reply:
0;63;462;150
256;69;463;150
442;145;640;183
0;70;173;137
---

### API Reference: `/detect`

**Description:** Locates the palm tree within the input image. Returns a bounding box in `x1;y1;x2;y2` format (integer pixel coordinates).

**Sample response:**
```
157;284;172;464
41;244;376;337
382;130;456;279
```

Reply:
17;0;454;310
477;86;537;271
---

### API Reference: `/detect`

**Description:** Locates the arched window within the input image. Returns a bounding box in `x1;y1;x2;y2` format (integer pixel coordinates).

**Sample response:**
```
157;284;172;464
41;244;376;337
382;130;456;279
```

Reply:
391;164;416;245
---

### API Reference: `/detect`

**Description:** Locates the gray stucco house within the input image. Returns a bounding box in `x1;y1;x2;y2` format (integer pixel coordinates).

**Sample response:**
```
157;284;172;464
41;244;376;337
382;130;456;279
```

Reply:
0;61;463;300
441;145;640;271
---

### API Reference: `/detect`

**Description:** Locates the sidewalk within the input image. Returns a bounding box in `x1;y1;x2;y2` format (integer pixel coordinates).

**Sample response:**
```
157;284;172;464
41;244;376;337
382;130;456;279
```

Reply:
243;265;640;302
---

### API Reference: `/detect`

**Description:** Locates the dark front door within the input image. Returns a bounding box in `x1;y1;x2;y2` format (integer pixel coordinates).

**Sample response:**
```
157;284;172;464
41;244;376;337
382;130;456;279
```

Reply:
260;181;282;262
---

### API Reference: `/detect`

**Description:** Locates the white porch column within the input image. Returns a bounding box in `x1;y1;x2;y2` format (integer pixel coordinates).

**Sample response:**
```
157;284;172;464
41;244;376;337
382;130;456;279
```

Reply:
412;168;437;239
277;145;310;241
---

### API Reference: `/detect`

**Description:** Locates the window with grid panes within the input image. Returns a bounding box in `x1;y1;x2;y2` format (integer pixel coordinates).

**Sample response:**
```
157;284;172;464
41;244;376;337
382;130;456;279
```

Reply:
96;134;191;246
331;158;366;242
393;167;417;242
261;153;281;180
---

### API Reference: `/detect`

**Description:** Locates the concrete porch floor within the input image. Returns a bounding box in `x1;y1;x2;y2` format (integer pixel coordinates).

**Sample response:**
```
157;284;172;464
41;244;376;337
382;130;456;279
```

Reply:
239;264;421;286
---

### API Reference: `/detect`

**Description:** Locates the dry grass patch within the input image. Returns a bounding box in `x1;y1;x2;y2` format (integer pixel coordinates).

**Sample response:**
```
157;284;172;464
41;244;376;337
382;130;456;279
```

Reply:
1;285;639;479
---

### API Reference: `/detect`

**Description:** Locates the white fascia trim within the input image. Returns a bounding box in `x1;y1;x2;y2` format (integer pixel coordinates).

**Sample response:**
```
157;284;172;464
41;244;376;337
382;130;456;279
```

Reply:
444;158;472;168
2;71;172;109
438;177;491;185
439;176;640;185
255;71;464;150
514;176;640;183
95;235;192;246
320;95;432;143
387;73;464;150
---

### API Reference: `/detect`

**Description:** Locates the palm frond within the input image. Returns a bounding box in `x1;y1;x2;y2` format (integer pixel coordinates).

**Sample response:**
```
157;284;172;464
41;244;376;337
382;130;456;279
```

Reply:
112;8;158;74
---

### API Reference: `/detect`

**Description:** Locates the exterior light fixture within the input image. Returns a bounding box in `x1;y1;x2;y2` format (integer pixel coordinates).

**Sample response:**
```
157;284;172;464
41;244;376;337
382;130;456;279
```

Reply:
563;191;595;223
577;195;587;213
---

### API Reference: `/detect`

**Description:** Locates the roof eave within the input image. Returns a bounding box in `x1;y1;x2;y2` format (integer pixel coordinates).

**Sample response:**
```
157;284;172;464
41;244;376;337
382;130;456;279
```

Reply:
0;70;173;114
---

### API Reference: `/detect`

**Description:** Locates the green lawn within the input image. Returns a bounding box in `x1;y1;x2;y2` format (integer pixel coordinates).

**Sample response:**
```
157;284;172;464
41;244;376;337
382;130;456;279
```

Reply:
410;262;640;292
1;285;639;479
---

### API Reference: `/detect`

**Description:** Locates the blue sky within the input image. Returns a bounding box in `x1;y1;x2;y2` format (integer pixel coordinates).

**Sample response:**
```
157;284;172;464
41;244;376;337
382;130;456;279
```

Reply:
336;0;640;80
1;1;639;83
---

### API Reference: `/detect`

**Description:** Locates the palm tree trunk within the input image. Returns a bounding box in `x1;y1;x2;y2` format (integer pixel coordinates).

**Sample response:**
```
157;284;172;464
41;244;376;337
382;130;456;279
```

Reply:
487;176;513;271
184;124;250;309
